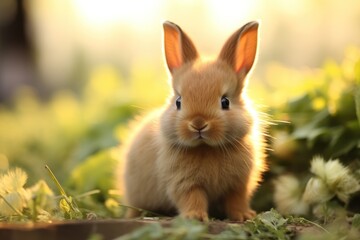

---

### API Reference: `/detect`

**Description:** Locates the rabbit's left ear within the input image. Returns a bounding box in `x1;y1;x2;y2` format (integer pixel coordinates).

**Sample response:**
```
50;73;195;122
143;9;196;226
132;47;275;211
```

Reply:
218;21;259;76
163;21;198;74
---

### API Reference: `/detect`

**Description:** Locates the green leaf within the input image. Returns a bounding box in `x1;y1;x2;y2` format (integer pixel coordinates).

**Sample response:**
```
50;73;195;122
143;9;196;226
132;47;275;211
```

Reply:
306;127;331;149
258;210;288;230
245;209;290;240
355;85;360;126
292;109;330;139
325;122;360;157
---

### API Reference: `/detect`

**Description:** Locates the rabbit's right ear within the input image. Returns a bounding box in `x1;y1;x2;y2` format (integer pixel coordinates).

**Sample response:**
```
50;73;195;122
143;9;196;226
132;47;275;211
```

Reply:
163;21;198;74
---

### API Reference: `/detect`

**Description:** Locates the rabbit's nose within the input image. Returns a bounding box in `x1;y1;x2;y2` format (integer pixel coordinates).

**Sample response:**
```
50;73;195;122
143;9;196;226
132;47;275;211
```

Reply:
189;117;209;132
189;124;208;132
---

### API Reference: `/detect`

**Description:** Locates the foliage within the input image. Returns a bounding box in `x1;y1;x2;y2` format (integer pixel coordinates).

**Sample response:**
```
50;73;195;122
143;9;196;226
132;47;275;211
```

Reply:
221;209;293;240
116;209;335;240
0;158;122;222
265;47;360;218
116;218;207;240
0;164;59;222
0;64;162;186
66;148;119;196
270;47;360;164
274;156;360;222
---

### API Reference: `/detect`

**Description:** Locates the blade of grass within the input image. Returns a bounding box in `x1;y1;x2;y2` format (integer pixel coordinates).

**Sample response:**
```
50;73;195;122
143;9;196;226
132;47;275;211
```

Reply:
45;165;67;197
45;165;82;217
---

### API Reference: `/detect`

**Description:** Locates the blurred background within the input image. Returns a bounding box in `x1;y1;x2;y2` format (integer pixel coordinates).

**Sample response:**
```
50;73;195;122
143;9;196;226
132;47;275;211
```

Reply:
0;0;359;214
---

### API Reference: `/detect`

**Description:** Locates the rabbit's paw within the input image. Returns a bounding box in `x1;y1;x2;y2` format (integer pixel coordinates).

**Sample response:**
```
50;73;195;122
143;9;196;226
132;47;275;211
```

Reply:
182;210;209;222
228;209;256;222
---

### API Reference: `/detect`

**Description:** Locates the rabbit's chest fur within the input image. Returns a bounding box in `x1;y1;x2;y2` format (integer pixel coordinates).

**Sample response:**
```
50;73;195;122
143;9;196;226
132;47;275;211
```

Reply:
157;137;254;201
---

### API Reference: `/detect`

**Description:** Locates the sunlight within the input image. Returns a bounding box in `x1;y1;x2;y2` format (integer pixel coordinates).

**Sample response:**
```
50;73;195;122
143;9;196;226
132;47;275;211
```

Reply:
72;0;160;27
275;0;307;15
208;0;259;28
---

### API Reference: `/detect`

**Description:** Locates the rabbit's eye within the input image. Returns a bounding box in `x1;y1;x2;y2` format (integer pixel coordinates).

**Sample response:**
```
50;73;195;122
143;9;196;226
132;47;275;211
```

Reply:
221;96;230;110
176;96;181;110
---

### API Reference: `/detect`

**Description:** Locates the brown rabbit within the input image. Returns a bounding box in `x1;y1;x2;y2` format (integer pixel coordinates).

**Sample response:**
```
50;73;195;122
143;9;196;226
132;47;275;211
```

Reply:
121;21;266;222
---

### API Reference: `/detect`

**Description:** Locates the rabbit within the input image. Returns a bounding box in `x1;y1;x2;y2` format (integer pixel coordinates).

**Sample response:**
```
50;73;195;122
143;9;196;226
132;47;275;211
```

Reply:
120;20;267;222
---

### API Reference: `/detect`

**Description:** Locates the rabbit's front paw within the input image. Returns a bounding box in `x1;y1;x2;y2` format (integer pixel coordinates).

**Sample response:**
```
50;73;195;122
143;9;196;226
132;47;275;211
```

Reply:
181;210;209;222
228;209;256;222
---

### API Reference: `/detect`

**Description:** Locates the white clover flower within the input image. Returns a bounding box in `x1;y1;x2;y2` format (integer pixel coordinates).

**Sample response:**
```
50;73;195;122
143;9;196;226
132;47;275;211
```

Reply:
0;168;28;193
304;156;360;204
309;156;327;180
336;173;360;202
273;175;309;215
0;168;28;216
322;159;348;187
302;178;332;204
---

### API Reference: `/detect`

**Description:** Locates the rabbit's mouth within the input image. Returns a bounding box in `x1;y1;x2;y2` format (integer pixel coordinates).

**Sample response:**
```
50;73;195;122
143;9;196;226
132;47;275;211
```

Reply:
187;130;224;147
189;131;206;143
188;121;210;142
194;132;206;142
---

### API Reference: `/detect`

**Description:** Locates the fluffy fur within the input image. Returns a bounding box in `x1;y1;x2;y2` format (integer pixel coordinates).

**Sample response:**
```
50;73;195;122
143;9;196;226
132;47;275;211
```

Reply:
120;21;267;222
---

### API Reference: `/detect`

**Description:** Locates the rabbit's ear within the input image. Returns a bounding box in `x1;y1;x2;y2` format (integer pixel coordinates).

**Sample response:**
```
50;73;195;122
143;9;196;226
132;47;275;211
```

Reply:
163;21;198;73
219;21;259;76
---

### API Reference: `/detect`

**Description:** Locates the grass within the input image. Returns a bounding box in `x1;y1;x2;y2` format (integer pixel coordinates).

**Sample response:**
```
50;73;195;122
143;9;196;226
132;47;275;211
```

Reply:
1;164;358;239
